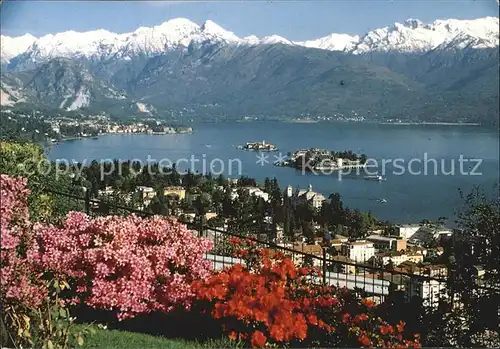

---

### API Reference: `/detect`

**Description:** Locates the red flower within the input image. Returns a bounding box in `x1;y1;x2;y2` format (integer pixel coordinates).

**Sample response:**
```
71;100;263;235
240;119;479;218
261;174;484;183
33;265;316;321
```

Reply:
307;313;318;325
298;267;308;275
269;324;285;341
318;320;333;333
228;331;238;341
342;313;351;324
359;332;372;346
361;298;375;309
397;320;406;333
230;237;242;245
251;330;267;348
245;237;256;246
380;324;395;335
191;243;419;348
354;313;369;324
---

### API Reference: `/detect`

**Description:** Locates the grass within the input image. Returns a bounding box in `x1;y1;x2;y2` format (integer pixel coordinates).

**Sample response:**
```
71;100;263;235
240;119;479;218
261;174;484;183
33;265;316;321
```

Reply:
73;324;240;349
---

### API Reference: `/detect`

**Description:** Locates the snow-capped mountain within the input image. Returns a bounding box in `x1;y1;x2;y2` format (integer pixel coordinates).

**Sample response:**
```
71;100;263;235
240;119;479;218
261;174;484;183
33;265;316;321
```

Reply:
296;33;360;52
260;35;295;46
0;33;37;64
351;17;499;54
301;17;499;54
2;17;498;67
2;18;242;65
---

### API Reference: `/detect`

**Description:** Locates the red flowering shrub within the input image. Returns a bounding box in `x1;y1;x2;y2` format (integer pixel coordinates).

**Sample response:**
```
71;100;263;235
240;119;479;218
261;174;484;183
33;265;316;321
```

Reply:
192;242;421;348
33;212;213;320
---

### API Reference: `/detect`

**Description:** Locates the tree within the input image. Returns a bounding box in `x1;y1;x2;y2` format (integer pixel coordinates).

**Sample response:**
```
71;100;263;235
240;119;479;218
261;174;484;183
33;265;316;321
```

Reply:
327;192;345;228
264;177;272;194
228;189;254;234
194;193;211;219
221;185;234;218
0;141;82;221
448;186;500;344
216;174;226;186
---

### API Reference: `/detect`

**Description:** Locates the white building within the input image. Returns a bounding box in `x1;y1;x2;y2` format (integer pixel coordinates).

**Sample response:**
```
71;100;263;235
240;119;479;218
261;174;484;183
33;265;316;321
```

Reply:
294;184;326;209
231;187;270;202
136;186;156;206
394;224;421;240
341;240;375;263
408;226;454;245
248;187;270;202
136;186;156;196
366;235;407;252
51;124;60;134
408;279;448;308
375;251;424;266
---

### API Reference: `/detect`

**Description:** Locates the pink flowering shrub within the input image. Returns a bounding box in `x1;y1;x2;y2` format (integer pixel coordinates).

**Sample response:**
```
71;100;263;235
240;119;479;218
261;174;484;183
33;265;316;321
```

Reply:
33;212;213;320
1;174;213;324
0;174;46;308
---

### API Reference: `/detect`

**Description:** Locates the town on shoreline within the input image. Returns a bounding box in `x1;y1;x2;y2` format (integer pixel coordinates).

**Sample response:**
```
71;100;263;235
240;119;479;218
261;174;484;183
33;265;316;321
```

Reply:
1;109;193;144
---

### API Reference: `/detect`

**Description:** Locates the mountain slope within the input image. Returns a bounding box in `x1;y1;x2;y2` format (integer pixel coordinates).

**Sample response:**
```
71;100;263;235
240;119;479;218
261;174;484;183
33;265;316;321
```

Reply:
14;58;128;111
1;16;498;124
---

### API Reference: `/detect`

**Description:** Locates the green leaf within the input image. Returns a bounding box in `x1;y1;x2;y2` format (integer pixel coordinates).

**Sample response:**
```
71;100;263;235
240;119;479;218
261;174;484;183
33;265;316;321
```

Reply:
77;335;84;346
59;307;67;318
47;340;54;349
61;280;70;290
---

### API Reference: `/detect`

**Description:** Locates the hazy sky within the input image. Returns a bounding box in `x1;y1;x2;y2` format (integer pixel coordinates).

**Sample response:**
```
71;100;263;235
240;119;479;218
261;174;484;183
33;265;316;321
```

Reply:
1;1;498;40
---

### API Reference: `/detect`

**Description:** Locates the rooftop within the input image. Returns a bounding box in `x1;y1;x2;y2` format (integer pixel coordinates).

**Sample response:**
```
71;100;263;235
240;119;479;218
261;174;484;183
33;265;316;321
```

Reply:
346;240;374;246
293;243;323;255
366;235;402;242
396;224;421;228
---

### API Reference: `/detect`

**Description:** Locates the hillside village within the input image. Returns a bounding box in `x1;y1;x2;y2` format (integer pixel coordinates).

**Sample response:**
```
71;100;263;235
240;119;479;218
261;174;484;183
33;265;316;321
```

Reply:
1;109;192;143
92;176;467;308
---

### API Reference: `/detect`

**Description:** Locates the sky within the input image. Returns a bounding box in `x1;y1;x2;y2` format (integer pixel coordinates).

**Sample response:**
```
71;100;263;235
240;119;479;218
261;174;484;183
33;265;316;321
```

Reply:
1;0;498;40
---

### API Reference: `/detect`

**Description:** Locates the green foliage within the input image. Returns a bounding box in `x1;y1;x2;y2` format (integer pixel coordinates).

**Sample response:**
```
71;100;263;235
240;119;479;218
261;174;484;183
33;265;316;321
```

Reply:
0;140;83;221
446;185;500;344
4;279;93;349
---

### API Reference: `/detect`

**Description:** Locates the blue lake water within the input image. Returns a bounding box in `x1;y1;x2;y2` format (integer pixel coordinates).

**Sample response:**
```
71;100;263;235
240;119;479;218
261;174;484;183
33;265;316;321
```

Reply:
47;122;499;224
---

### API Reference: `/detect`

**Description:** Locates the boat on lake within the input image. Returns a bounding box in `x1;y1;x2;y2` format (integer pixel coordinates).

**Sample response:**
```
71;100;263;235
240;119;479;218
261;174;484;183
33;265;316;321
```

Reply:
364;175;386;181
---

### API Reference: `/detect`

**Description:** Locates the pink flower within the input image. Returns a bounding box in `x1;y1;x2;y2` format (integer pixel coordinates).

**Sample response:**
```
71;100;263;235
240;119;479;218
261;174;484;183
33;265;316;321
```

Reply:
1;174;213;320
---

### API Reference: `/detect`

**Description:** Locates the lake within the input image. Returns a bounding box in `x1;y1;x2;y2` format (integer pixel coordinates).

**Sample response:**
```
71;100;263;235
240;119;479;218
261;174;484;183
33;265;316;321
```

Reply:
47;122;499;224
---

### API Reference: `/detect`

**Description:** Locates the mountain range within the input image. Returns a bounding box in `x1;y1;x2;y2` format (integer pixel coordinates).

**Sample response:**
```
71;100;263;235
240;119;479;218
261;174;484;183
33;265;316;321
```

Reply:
1;17;498;124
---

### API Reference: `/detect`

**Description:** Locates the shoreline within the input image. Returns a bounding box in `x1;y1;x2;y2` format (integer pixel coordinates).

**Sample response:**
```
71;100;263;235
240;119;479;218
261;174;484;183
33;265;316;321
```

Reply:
55;130;194;143
231;119;485;126
377;122;481;126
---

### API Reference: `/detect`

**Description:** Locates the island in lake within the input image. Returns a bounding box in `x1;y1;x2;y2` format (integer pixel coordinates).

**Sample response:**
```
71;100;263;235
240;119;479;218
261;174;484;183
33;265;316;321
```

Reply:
238;140;278;151
276;148;368;172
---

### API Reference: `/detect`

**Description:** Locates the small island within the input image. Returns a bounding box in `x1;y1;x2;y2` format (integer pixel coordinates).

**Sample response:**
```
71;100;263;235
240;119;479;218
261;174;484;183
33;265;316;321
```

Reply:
276;148;368;172
237;140;278;152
